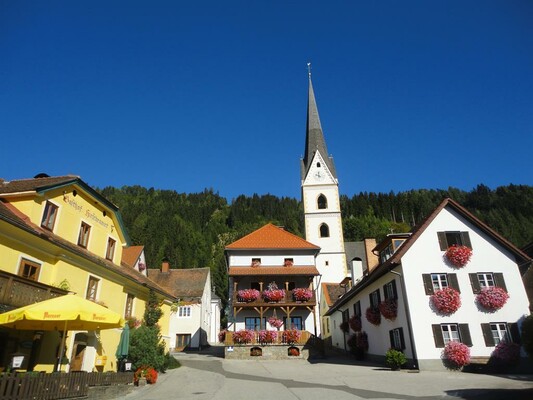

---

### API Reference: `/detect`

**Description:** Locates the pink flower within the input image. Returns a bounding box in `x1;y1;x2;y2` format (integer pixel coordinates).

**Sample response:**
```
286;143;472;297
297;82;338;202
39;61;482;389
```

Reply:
292;288;313;302
262;289;285;302
258;330;277;344
282;329;301;344
490;342;520;367
233;329;255;344
443;341;470;368
477;287;509;311
445;245;472;268
237;289;260;302
267;317;283;329
431;287;461;315
379;299;398;321
349;315;362;332
365;307;381;326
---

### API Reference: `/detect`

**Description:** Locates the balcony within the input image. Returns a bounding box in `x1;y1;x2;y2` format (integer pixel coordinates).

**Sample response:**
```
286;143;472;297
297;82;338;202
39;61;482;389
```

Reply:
0;270;69;311
223;330;312;346
232;289;316;308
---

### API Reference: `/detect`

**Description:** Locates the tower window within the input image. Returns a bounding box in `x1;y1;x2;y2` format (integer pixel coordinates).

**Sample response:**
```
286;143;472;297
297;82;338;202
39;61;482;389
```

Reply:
316;162;321;167
317;194;328;209
319;223;330;238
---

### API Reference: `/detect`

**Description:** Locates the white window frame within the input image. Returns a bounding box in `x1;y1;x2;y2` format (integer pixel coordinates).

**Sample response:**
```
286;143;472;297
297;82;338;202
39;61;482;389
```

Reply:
431;273;449;291
86;275;101;302
41;200;59;231
441;324;460;345
178;306;191;318
477;273;495;288
490;323;508;345
106;237;116;261
78;221;92;248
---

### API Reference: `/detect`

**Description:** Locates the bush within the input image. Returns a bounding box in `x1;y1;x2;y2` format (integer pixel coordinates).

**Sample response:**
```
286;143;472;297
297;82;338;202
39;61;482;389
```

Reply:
163;352;181;370
522;314;533;360
385;348;407;370
489;342;521;370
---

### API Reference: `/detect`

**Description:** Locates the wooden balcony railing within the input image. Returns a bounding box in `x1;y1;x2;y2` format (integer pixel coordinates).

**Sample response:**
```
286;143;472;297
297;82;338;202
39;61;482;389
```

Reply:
232;291;316;307
224;330;312;346
0;271;69;311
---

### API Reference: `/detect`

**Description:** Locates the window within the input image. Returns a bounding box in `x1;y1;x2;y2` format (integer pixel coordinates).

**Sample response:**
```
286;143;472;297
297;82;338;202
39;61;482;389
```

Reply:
437;231;472;250
251;258;261;267
317;194;328;209
389;327;405;350
326;317;330;333
383;280;397;300
369;289;381;309
469;272;506;294
284;316;303;330
176;334;191;349
353;301;362;317
423;273;460;295
18;258;41;281
106;238;116;261
481;322;521;346
78;222;91;248
319;223;330;238
287;281;295;291
284;258;294;267
245;317;261;331
432;323;472;348
178;306;191;318
41;201;58;231
379;244;394;264
86;276;99;301
124;294;134;318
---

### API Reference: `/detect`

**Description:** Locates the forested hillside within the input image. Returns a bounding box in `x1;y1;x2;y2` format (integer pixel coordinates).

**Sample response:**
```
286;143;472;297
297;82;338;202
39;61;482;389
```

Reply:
99;184;533;313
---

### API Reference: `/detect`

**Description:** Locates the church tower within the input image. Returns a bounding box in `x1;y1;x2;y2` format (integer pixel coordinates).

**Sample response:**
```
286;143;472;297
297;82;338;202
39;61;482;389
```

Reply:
301;70;347;284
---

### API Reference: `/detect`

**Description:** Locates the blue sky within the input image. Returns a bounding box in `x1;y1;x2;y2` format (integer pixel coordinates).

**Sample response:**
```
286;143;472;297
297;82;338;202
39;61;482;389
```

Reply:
2;1;532;201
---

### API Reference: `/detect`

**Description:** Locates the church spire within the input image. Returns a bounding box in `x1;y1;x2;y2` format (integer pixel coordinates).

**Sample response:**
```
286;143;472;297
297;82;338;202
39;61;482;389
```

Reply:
301;68;337;180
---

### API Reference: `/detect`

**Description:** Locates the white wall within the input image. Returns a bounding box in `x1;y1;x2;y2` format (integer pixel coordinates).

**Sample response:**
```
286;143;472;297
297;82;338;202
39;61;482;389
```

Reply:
228;251;316;267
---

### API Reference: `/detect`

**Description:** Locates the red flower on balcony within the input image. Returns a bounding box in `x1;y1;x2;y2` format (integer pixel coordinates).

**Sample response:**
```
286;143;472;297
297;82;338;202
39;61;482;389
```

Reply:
443;341;470;369
365;307;381;326
237;289;260;303
262;289;285;302
477;287;509;312
431;287;461;315
379;299;398;321
445;245;472;268
233;329;255;344
282;329;301;344
349;315;362;332
258;330;277;344
292;288;313;302
268;317;283;329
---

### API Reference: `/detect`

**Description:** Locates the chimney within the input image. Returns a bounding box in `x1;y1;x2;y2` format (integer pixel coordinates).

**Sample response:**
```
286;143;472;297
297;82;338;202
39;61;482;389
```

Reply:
364;238;379;274
351;257;364;283
161;257;170;273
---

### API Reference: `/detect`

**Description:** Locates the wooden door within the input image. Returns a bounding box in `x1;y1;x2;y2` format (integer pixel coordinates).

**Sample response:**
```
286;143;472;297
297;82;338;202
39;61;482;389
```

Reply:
175;334;191;351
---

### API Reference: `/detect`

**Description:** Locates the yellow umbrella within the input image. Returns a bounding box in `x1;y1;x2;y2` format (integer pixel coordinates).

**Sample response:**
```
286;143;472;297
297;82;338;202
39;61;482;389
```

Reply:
0;294;125;371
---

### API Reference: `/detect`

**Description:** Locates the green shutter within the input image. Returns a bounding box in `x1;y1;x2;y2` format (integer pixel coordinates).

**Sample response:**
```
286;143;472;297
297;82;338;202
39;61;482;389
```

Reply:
459;324;473;347
469;273;481;294
422;274;434;295
437;232;448;250
432;324;445;348
481;323;495;346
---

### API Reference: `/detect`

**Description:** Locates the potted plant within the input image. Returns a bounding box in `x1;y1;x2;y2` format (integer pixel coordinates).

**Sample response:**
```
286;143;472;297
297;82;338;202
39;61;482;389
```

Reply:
232;329;255;345
258;330;277;344
283;259;294;267
477;287;509;312
288;347;300;356
431;287;461;315
237;289;260;303
349;315;362;332
262;282;285;302
134;366;158;385
385;348;407;371
379;299;398;321
445;245;472;268
282;329;301;344
292;288;313;302
443;341;470;370
365;306;381;326
267;317;283;329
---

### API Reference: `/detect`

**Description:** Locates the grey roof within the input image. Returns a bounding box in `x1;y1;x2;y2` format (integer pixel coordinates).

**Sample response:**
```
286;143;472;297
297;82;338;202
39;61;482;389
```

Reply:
344;241;367;268
301;77;337;180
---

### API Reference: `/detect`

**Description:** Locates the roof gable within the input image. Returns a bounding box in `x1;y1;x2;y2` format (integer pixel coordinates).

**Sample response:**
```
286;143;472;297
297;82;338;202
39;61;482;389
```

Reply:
225;223;319;250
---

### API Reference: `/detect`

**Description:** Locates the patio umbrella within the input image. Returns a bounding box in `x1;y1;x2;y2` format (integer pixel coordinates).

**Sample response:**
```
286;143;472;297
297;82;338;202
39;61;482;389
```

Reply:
0;294;125;371
115;323;130;360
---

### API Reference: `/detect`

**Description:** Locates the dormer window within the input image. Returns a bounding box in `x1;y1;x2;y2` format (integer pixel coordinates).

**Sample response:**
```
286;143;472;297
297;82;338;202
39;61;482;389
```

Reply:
251;258;261;267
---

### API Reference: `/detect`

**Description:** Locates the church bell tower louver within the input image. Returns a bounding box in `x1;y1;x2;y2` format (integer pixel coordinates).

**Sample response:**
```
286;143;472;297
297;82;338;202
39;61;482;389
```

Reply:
301;67;347;284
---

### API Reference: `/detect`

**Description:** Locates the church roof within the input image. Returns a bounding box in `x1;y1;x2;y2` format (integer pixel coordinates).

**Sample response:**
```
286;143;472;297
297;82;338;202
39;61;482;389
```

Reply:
301;77;337;180
225;223;319;250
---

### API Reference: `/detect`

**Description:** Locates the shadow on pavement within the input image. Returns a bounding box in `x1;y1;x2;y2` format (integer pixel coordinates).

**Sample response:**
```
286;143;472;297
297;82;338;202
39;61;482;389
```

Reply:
445;388;533;400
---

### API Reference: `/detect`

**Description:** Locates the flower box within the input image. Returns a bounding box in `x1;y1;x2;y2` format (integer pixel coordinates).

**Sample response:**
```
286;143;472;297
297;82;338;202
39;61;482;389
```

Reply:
258;330;277;344
237;289;260;303
292;288;313;302
262;289;285;302
443;341;470;369
233;329;255;344
379;299;398;321
282;329;301;344
349;315;362;332
477;287;509;311
445;245;472;268
431;287;461;315
365;307;381;326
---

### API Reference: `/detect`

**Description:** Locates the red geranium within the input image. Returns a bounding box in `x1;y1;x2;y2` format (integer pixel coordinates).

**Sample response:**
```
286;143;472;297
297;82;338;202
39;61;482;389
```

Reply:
443;341;470;369
258;330;277;344
262;289;285;302
477;287;509;311
282;329;301;344
379;299;398;321
431;287;461;315
233;329;255;344
445;245;472;268
292;288;313;302
237;289;260;302
349;315;362;332
365;307;381;326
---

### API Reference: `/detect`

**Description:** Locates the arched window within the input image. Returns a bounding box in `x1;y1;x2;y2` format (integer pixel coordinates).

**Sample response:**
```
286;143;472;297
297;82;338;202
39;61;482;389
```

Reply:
317;194;328;210
319;223;330;238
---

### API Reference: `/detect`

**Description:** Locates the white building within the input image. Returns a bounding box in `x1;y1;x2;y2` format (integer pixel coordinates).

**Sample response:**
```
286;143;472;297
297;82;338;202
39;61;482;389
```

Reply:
326;198;531;370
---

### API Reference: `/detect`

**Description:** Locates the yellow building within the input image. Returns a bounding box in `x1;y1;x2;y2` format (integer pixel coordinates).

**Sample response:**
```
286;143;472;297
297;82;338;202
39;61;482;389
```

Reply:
0;174;175;372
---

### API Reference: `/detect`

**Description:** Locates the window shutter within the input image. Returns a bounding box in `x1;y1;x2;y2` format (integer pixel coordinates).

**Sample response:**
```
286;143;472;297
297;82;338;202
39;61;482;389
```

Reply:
481;323;495;346
389;330;395;349
377;289;381;305
461;232;472;249
447;274;460;293
469;273;481;294
437;232;448;250
459;324;473;347
369;293;373;308
493;273;507;292
391;279;398;300
422;274;434;295
383;284;389;300
509;323;521;344
399;327;406;350
432;324;445;348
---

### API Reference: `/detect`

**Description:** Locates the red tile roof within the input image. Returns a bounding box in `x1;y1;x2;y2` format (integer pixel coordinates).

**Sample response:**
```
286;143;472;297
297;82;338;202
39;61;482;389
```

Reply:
122;246;144;268
228;266;319;276
147;268;210;299
226;223;319;250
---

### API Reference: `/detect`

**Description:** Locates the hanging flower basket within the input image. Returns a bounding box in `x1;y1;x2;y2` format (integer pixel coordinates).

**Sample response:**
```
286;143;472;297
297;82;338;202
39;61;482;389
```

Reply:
477;287;509;312
258;330;277;344
267;317;284;329
349;315;362;332
292;288;313;302
445;245;472;268
262;289;285;302
443;341;470;369
365;306;381;326
282;329;301;344
379;299;398;321
431;287;461;315
233;329;255;344
237;289;260;303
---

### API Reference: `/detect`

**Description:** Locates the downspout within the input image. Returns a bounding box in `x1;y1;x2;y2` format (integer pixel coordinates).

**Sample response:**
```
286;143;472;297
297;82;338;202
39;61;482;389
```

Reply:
389;268;418;369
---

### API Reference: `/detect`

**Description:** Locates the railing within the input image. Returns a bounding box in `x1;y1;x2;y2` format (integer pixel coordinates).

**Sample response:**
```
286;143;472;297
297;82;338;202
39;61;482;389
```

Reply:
224;330;312;346
0;271;68;310
232;291;316;307
0;371;134;400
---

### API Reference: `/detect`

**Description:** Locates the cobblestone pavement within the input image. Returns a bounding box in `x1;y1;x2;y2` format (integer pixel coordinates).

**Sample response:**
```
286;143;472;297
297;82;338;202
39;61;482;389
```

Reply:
116;348;533;400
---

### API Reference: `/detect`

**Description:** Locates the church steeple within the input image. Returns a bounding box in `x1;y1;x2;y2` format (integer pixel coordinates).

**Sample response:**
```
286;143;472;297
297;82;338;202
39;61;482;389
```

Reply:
301;74;337;181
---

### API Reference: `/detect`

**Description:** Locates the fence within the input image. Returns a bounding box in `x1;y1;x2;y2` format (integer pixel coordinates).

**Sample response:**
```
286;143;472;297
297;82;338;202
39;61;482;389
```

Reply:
0;371;134;400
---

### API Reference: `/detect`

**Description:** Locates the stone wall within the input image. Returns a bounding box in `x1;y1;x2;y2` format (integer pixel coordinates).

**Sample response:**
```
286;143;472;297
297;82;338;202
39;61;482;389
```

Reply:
224;345;309;360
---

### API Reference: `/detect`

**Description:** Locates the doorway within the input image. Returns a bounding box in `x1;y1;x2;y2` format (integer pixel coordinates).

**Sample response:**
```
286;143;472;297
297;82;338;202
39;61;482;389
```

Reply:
175;334;191;351
70;333;88;371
